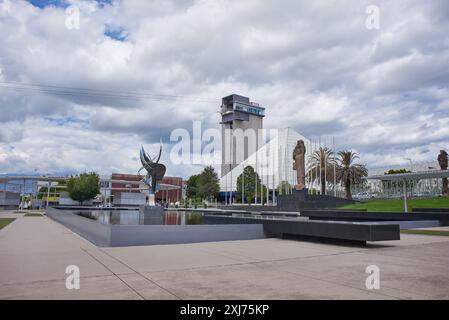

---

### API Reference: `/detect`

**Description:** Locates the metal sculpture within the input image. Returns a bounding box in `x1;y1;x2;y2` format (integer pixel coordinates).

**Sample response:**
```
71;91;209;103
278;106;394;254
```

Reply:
138;144;166;196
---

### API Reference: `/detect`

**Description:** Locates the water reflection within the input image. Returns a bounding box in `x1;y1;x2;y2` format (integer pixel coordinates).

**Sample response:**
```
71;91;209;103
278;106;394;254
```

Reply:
74;210;203;226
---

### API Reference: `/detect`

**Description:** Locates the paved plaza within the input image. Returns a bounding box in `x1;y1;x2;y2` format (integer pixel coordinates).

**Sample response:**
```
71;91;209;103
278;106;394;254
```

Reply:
1;211;449;300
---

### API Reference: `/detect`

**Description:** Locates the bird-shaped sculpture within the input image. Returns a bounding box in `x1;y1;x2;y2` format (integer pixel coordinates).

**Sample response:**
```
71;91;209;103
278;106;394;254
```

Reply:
138;144;166;195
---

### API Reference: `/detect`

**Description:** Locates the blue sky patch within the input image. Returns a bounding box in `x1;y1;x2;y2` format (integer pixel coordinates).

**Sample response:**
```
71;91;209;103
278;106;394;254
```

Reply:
28;0;113;9
28;0;68;8
44;116;89;128
104;25;128;41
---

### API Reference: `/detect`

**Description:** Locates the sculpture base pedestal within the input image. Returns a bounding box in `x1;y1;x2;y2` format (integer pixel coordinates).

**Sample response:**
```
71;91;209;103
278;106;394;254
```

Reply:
139;205;164;225
292;188;309;200
276;188;360;211
147;194;156;206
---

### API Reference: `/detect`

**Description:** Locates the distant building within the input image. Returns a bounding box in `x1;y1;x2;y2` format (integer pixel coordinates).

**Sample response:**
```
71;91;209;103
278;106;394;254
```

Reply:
221;94;265;177
110;173;183;204
0;191;20;210
158;176;183;203
368;160;440;175
113;192;147;207
110;173;142;197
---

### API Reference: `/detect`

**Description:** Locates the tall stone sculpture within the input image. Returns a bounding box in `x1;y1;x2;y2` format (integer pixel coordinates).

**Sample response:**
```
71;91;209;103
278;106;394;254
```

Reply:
438;149;448;195
138;144;166;205
293;140;306;191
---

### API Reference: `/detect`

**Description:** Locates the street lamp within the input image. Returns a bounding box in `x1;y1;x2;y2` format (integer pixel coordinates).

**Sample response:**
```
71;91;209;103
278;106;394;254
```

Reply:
404;158;414;199
46;180;51;208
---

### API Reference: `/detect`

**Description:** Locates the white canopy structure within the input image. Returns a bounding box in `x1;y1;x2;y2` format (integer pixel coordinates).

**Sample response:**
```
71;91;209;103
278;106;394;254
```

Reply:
364;170;449;212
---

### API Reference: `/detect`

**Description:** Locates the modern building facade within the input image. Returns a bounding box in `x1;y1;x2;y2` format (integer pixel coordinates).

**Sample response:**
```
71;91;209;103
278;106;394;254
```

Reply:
221;94;265;177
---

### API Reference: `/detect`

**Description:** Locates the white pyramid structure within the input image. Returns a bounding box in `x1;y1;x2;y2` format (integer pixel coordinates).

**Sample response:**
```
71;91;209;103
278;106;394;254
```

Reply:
219;127;318;193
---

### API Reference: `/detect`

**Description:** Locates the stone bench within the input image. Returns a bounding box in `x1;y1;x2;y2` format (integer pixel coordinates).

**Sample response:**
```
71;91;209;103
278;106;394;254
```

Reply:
203;215;400;243
300;210;449;223
411;208;449;213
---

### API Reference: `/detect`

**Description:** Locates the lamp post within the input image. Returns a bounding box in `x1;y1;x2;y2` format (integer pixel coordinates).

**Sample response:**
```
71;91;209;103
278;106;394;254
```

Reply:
46;180;51;208
230;124;233;205
404;158;414;199
403;178;408;212
333;136;337;197
242;166;244;204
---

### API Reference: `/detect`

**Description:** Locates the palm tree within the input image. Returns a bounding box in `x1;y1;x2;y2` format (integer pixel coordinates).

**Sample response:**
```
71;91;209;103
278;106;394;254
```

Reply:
306;147;337;195
437;150;448;195
336;150;368;199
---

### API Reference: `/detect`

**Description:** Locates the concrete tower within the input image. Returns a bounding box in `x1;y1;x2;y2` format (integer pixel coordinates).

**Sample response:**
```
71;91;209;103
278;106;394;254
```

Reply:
220;94;265;177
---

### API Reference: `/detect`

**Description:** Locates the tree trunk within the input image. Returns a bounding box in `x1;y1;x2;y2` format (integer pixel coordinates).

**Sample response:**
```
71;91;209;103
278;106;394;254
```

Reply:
321;173;326;195
443;178;448;195
345;180;352;199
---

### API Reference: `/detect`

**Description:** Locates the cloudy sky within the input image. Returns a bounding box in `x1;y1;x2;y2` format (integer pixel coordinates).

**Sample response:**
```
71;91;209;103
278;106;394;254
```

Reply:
0;0;448;178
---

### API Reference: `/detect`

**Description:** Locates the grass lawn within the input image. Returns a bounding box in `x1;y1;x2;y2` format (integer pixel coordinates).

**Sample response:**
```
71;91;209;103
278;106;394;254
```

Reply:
401;229;449;237
339;197;449;212
0;218;15;230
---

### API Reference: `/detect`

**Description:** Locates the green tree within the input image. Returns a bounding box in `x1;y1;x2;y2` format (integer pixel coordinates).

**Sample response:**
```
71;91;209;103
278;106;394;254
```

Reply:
259;183;269;205
67;172;100;205
336;151;368;199
306;147;337;195
385;168;410;174
197;166;220;200
236;166;262;204
186;174;200;198
276;181;292;195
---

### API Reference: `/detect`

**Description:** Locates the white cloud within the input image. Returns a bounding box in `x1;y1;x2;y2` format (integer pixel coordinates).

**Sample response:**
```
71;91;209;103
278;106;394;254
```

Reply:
0;0;449;177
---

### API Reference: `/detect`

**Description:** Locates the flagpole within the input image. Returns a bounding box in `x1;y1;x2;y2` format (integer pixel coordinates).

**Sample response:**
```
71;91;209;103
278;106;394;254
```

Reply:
318;136;323;194
324;137;327;196
333;136;337;197
255;149;258;204
272;144;276;205
242;166;245;204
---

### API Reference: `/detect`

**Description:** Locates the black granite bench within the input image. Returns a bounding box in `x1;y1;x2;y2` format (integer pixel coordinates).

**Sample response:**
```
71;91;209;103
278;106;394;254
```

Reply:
411;208;449;213
203;215;400;243
300;210;449;223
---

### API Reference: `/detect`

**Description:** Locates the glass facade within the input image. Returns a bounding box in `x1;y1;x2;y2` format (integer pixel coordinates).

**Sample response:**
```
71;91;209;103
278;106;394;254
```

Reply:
233;102;265;116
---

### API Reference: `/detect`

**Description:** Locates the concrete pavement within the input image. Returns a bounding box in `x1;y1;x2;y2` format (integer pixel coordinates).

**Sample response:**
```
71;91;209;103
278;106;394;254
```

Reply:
1;211;449;299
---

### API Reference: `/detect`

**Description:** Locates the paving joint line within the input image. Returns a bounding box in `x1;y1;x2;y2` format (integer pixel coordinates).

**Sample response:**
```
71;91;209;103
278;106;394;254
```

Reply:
0;273;135;287
81;248;146;300
97;248;182;300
